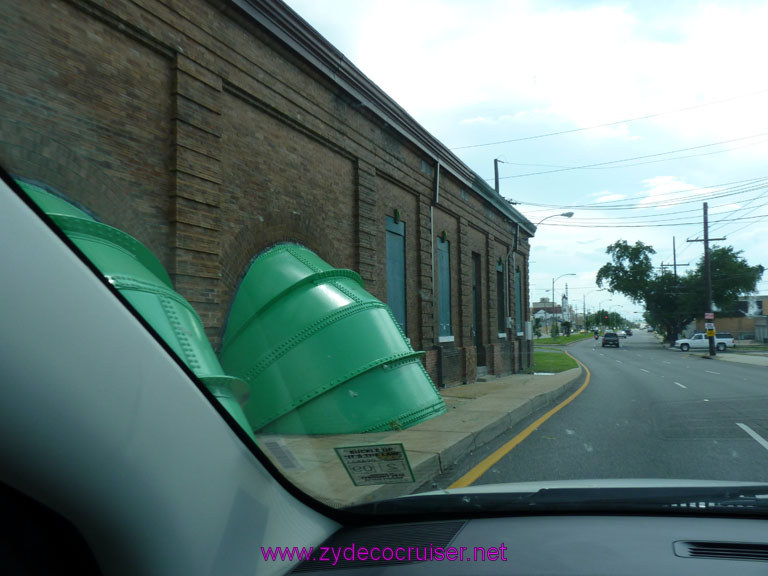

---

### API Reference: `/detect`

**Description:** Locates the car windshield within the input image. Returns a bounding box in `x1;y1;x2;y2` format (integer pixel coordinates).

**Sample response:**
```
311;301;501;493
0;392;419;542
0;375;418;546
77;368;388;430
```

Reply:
2;0;767;516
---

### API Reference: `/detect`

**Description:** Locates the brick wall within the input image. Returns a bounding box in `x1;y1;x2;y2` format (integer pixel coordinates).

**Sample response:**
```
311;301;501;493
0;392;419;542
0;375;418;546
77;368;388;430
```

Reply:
0;0;532;382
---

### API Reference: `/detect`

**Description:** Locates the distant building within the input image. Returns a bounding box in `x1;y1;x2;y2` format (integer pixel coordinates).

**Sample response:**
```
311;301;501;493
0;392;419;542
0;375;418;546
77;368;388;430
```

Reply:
532;297;562;318
693;294;767;341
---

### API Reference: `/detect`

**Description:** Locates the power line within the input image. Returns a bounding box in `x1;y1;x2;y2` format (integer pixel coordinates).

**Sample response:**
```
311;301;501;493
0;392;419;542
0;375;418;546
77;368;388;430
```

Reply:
515;176;768;210
708;190;768;236
498;131;768;179
451;87;768;150
717;217;768;238
491;137;768;183
543;213;768;228
548;197;768;227
525;192;768;222
519;180;768;212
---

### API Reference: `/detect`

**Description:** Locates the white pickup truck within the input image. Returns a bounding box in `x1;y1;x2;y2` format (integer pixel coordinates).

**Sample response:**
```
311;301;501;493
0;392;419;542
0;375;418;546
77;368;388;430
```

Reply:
673;333;735;352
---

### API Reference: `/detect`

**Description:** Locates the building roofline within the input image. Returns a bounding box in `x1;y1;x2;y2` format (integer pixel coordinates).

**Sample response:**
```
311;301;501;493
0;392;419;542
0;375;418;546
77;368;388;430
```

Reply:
226;0;535;236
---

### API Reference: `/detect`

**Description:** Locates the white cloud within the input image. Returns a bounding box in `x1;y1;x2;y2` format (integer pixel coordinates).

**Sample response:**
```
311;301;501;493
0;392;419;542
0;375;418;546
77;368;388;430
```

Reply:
286;0;768;164
460;116;496;125
635;176;702;208
594;193;626;203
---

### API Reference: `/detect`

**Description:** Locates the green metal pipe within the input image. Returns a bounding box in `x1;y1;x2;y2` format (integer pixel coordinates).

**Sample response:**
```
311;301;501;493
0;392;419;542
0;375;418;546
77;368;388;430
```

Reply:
20;180;254;440
221;244;445;435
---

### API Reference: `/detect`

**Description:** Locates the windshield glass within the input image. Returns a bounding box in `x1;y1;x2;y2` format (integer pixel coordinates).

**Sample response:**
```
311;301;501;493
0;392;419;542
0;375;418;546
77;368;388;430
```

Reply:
2;0;767;514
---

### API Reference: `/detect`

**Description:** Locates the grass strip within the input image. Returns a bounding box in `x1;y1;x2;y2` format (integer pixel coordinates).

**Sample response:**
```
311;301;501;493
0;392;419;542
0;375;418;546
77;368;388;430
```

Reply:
533;333;596;346
530;349;578;373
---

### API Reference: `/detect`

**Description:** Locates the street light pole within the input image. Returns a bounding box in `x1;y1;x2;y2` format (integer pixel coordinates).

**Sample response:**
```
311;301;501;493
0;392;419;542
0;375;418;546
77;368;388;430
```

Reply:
552;273;576;335
535;212;574;227
597;298;612;329
534;212;575;336
613;305;624;328
583;288;605;330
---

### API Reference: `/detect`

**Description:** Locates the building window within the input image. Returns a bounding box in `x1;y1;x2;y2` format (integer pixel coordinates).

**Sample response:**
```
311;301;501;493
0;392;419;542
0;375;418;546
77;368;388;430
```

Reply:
386;216;406;333
497;261;505;334
436;236;452;339
515;266;523;334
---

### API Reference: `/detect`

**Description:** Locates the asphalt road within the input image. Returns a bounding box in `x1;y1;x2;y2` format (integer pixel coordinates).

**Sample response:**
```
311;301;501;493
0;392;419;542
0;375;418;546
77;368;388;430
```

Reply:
473;331;768;485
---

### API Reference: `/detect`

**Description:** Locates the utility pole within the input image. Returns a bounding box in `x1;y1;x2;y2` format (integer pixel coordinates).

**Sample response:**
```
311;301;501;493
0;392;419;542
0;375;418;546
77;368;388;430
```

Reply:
673;236;679;279
703;204;715;356
660;237;690;276
494;158;500;194
687;203;726;356
551;279;555;336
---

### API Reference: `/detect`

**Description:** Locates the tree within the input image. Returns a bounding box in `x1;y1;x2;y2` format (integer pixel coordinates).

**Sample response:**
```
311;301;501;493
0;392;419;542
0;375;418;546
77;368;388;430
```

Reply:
593;308;629;329
561;321;572;336
595;240;656;303
596;240;764;344
693;245;765;312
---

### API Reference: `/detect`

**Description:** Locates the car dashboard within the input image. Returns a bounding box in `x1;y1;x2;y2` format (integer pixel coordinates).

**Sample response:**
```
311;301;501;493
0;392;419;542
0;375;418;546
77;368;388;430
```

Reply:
292;514;768;575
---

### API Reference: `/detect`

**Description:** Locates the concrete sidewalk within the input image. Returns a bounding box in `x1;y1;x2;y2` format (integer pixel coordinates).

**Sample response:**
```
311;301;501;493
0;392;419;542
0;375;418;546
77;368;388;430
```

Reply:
258;366;584;508
709;352;768;366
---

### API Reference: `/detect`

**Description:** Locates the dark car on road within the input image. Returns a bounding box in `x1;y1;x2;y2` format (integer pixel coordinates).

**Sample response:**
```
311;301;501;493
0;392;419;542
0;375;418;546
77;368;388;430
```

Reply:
602;331;620;348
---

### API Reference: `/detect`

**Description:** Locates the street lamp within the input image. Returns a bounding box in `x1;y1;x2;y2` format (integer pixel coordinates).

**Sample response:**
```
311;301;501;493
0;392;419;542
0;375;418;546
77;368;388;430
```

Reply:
583;288;605;330
613;305;624;328
535;212;574;227
533;212;575;335
552;273;576;335
597;298;612;328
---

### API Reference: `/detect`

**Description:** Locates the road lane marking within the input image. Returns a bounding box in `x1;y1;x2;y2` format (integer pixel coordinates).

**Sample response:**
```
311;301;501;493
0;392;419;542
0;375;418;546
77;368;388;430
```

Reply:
615;360;623;364
449;351;590;489
705;370;721;375
736;423;768;452
674;382;687;389
640;368;650;373
663;361;671;364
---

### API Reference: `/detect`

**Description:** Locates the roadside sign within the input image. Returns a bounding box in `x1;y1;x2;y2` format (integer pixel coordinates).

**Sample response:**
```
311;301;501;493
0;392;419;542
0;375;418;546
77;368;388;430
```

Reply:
705;322;715;331
705;312;714;320
706;329;716;338
335;443;414;486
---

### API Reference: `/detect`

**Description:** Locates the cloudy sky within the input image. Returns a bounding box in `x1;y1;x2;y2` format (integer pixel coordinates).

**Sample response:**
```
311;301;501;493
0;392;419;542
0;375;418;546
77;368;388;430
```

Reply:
284;0;768;322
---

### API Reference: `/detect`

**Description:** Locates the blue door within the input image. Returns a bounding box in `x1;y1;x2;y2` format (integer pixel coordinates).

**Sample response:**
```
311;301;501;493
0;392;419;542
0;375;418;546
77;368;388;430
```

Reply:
386;216;406;333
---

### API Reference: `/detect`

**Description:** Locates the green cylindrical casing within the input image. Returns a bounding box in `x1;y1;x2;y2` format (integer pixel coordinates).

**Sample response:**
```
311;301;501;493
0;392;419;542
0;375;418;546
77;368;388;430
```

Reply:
22;181;253;440
221;244;445;435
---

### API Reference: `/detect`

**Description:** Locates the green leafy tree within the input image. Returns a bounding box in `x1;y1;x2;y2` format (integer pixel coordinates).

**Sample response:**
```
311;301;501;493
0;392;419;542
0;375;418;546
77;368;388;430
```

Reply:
594;308;610;327
561;321;572;336
533;317;542;338
597;241;764;343
596;240;656;302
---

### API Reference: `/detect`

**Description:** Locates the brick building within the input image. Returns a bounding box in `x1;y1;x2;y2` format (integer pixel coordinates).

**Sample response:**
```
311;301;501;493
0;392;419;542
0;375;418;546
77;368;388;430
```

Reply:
693;294;767;342
0;0;534;386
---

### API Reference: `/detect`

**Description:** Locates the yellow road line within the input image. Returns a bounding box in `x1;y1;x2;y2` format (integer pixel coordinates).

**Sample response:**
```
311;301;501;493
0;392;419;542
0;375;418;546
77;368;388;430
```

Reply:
448;351;591;489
